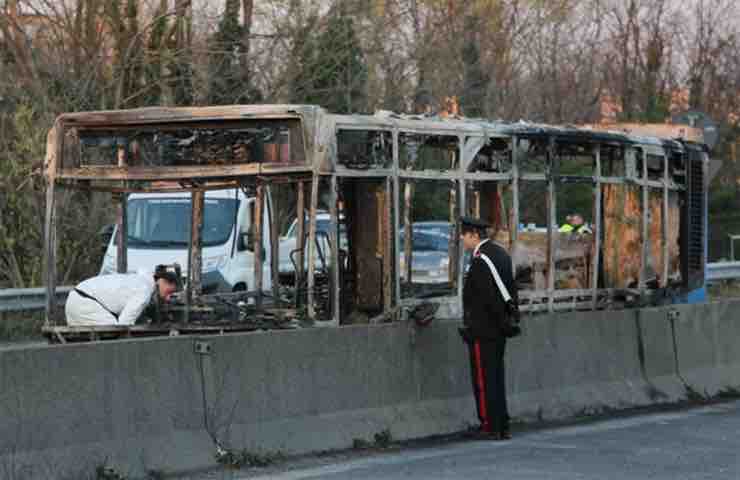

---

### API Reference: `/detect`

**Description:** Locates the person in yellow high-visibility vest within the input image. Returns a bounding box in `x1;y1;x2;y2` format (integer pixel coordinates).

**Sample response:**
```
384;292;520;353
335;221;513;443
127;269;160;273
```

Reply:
559;213;591;234
559;214;575;233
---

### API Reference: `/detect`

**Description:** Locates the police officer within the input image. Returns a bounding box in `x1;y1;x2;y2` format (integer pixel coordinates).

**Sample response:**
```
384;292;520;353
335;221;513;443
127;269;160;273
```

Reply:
459;216;517;440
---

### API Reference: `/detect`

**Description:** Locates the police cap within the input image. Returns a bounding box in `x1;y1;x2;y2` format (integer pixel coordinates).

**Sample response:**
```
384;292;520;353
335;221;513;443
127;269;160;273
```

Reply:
459;216;490;230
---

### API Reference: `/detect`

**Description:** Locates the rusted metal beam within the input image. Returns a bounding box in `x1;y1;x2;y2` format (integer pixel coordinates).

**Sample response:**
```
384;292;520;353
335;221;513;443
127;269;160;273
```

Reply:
115;138;129;275
639;149;649;289
189;190;204;298
307;174;319;321
403;181;414;285
296;181;306;306
56;180;243;194
661;153;670;287
457;135;466;302
268;186;281;305
591;146;602;309
547;137;557;312
510;136;520;246
392;129;401;307
449;185;458;285
56;164;312;182
329;175;340;325
254;184;264;309
115;193;128;274
383;177;393;316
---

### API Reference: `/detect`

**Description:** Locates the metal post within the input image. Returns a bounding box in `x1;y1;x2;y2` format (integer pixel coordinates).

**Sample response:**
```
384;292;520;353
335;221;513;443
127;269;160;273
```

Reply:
547;137;556;312
383;177;393;315
189;190;204;298
268;186;281;305
639;148;649;290
329;175;340;325
307;174;320;321
44;179;57;326
662;153;669;287
115;138;128;274
457;134;466;298
449;186;458;284
591;145;602;309
403;181;414;285
115;193;128;274
392;129;401;309
511;136;520;246
254;184;264;310
296;181;305;306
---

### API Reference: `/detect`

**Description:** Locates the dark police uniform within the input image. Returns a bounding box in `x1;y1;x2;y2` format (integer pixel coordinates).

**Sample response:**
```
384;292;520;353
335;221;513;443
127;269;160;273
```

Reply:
461;217;517;437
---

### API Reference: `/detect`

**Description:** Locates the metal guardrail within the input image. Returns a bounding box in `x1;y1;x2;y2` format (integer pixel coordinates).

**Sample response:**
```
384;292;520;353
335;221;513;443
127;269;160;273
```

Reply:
0;263;736;313
706;262;740;283
0;286;72;313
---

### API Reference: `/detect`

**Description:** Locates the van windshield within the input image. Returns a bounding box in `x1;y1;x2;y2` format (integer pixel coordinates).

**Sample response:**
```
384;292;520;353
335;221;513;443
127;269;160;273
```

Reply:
116;197;239;248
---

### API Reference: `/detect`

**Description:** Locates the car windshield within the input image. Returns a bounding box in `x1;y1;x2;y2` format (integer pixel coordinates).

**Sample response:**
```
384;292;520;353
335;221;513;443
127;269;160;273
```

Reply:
399;229;450;252
287;218;347;240
117;197;239;248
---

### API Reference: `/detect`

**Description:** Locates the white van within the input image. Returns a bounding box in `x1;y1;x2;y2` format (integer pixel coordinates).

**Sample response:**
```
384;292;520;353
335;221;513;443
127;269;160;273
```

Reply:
100;189;272;294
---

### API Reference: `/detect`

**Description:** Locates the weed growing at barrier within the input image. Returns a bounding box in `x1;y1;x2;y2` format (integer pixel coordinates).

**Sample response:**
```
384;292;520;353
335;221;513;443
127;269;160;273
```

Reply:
717;386;740;399
352;438;371;449
350;429;394;450
684;385;709;403
216;448;286;469
373;429;393;449
146;469;166;480
95;462;126;480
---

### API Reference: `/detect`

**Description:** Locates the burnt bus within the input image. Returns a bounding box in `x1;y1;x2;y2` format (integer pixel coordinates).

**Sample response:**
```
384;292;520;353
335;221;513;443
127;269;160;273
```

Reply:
43;106;708;338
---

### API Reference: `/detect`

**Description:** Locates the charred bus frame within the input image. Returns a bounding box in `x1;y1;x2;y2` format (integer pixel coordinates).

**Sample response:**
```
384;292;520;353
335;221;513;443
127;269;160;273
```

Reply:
42;105;709;339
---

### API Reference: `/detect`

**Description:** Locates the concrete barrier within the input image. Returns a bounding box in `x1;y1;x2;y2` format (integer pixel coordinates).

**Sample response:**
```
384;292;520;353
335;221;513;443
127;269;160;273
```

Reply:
507;309;653;421
0;301;738;478
671;300;740;397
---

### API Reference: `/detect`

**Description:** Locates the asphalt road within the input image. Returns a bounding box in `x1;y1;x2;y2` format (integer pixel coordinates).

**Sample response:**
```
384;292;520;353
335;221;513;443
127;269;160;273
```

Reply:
192;400;740;480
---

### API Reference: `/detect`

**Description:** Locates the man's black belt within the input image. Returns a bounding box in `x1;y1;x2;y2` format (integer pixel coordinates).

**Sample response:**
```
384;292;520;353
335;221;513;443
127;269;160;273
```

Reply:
74;288;119;321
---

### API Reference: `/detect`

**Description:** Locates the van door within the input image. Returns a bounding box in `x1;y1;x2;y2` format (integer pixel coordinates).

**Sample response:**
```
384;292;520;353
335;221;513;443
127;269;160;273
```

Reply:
226;197;272;292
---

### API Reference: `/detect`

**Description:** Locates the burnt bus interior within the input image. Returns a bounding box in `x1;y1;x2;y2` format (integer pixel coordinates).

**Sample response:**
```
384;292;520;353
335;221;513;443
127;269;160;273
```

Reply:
42;106;708;341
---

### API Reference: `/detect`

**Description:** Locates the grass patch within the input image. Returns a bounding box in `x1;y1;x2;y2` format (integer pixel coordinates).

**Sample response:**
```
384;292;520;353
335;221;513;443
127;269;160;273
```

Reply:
684;385;709;403
707;281;740;301
352;438;371;449
373;429;393;449
0;311;45;342
216;449;286;469
716;386;740;399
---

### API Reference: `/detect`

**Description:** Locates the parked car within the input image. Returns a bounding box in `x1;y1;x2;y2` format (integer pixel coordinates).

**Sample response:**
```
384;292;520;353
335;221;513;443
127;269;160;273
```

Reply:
278;212;347;277
399;223;452;284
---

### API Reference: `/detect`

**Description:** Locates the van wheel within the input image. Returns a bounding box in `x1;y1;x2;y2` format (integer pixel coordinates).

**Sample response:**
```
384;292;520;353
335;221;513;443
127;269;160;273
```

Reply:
233;283;247;292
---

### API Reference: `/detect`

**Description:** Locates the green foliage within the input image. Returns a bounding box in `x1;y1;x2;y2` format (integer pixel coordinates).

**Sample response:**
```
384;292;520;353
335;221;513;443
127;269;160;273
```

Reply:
0;312;45;341
291;6;368;113
208;0;261;105
461;16;489;118
0;105;46;288
0;104;111;288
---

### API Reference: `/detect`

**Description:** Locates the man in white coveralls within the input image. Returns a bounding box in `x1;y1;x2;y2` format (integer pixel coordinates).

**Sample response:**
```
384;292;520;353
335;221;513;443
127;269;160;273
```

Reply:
65;264;181;326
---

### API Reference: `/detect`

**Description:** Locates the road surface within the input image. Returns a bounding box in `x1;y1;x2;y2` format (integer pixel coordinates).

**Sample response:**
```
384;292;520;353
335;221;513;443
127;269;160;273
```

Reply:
189;399;740;479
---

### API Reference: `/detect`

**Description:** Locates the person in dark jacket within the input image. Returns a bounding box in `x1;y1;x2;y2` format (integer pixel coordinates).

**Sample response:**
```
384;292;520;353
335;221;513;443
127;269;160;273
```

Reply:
459;216;518;440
